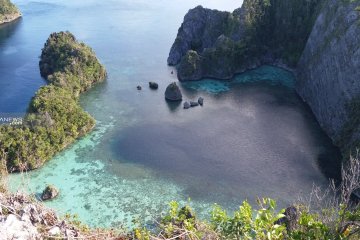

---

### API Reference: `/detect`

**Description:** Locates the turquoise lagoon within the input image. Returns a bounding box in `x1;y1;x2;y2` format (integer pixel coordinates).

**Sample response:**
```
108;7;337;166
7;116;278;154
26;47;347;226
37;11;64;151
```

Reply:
1;0;341;228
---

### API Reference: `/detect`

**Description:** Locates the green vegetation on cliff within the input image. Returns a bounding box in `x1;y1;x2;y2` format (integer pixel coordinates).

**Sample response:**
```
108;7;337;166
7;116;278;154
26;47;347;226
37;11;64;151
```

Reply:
0;0;20;24
0;31;106;171
173;0;325;80
40;32;106;95
243;0;323;65
0;0;18;15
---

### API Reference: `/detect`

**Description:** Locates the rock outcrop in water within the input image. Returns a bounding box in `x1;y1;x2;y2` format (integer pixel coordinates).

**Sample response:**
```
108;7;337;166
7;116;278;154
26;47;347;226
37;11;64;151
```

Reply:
149;81;159;89
41;185;59;201
169;0;360;154
165;82;182;101
0;0;21;25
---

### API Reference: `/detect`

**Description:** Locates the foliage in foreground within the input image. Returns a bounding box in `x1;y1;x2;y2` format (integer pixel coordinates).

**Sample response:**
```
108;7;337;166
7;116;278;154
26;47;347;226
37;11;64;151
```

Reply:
132;199;359;240
132;153;360;240
0;153;359;239
0;31;106;171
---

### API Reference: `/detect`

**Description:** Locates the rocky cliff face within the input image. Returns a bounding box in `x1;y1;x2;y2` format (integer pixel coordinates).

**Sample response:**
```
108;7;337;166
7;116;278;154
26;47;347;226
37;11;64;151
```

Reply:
167;5;242;66
169;0;360;154
168;0;322;80
297;0;360;153
167;5;249;80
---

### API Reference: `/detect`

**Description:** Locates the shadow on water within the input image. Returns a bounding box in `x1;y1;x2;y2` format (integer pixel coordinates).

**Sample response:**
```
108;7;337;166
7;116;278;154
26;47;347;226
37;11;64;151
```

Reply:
165;100;181;112
0;18;22;43
291;94;342;183
111;73;343;206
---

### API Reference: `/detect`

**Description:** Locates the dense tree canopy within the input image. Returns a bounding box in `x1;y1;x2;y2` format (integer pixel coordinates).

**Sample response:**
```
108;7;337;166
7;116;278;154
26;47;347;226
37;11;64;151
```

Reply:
0;32;106;171
0;0;18;15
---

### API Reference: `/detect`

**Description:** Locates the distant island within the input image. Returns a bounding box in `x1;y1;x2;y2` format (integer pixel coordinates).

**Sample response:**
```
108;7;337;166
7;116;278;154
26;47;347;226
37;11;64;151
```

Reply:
0;0;21;25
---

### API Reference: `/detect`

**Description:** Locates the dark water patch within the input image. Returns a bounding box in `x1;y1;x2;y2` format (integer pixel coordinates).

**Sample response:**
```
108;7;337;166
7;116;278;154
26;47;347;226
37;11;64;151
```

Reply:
113;83;340;206
0;18;21;40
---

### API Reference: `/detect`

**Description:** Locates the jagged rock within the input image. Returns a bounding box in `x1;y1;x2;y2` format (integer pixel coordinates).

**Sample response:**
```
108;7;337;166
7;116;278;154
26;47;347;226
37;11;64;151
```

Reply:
183;102;190;109
190;101;199;107
0;214;40;239
274;206;298;233
198;97;204;106
137;86;142;90
41;185;59;201
23;205;41;224
65;228;77;238
48;226;61;236
149;82;159;89
167;5;237;66
165;82;182;101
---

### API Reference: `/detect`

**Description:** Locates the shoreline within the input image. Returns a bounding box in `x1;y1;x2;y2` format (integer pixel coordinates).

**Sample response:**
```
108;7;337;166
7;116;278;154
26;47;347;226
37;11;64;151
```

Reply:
0;13;22;25
176;60;296;83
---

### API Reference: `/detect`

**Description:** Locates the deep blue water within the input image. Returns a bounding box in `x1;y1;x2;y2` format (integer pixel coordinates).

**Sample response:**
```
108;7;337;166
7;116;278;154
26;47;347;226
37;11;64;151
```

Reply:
1;0;341;228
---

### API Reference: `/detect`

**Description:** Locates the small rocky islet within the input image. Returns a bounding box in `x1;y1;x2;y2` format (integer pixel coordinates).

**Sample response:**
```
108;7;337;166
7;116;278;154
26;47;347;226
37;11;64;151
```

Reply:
149;81;159;89
165;82;182;101
184;97;204;109
41;185;59;201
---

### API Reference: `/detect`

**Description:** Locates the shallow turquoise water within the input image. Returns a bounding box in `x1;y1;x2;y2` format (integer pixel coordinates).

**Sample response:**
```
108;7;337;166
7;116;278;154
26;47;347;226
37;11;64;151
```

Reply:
2;0;341;229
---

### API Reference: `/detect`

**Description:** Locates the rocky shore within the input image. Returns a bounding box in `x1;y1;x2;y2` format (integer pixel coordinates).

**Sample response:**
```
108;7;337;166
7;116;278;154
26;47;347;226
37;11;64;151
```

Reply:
0;12;21;25
0;191;123;239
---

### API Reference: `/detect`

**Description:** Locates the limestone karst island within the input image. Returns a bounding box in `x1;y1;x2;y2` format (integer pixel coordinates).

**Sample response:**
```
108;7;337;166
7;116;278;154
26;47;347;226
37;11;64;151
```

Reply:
0;0;359;239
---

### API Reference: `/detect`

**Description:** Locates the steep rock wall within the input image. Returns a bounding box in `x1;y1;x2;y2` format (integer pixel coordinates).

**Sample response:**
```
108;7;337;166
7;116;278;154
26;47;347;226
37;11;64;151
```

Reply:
296;0;360;153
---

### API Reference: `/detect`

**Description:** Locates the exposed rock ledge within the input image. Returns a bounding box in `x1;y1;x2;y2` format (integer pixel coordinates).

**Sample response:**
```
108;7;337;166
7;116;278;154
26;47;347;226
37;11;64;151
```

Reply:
0;0;22;25
0;12;21;25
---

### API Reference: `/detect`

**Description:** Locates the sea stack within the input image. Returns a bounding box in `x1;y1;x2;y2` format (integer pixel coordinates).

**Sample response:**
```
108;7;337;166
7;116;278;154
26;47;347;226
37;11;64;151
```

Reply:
165;82;182;101
149;82;159;89
41;185;59;201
